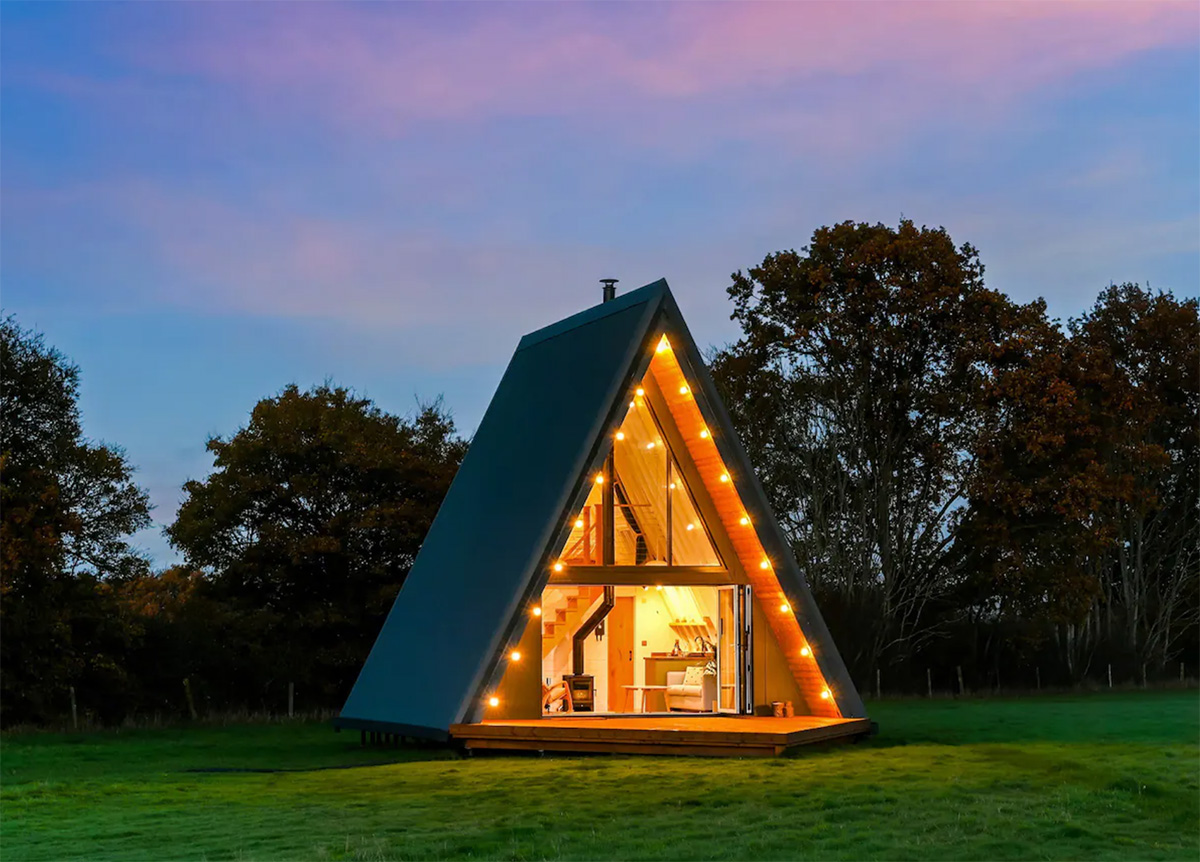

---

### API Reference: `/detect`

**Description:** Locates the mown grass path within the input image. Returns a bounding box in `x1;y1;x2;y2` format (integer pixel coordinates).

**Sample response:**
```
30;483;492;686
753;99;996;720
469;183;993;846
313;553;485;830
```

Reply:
3;692;1197;860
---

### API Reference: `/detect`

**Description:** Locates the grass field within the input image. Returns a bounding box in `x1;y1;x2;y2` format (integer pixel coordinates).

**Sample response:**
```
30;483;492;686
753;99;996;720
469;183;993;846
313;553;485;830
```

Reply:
2;691;1197;860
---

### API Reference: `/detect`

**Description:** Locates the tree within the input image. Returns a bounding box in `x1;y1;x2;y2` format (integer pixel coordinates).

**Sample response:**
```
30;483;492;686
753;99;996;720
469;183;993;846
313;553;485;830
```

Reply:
709;220;1048;680
166;384;467;706
1073;286;1199;673
1;317;151;724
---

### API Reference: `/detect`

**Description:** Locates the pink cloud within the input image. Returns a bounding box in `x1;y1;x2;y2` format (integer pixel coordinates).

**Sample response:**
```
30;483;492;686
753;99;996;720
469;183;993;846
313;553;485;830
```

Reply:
139;1;1194;135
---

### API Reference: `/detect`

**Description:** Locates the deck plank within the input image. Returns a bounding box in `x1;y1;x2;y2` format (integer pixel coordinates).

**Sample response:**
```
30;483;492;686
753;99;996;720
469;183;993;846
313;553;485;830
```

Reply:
450;715;870;756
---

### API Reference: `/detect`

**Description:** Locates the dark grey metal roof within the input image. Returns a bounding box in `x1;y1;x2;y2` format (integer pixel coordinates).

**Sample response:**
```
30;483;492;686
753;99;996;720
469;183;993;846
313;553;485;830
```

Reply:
338;281;668;737
337;278;865;738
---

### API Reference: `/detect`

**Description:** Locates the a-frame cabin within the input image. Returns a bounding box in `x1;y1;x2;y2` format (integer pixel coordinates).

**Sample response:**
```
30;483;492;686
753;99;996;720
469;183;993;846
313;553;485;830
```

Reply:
337;280;870;756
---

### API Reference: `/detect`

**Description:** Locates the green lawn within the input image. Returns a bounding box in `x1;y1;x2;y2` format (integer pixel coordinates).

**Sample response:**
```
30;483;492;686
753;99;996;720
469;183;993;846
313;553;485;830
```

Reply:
3;692;1197;860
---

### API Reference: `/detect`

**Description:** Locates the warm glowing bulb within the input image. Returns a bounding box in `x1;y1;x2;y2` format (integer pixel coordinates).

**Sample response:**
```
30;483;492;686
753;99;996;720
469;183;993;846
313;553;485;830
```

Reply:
655;584;663;591
532;606;542;617
629;400;635;408
595;473;605;484
679;385;689;395
553;561;564;572
574;518;584;529
657;336;670;353
759;559;770;570
820;690;831;700
800;646;811;657
488;696;500;707
780;603;791;613
616;431;625;441
739;516;750;526
510;651;521;662
699;429;709;439
636;387;645;397
686;523;695;531
720;473;730;483
669;482;677;490
646;442;655;450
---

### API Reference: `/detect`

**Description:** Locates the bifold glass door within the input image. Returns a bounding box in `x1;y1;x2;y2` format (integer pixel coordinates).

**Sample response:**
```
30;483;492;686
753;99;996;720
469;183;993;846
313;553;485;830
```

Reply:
717;585;753;713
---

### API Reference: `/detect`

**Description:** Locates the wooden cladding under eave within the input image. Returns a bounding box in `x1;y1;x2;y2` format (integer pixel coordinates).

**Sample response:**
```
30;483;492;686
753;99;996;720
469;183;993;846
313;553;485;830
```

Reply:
647;347;842;719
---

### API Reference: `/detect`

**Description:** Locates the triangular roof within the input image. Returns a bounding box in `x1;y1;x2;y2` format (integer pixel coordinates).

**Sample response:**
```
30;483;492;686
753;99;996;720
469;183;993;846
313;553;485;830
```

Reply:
337;280;864;739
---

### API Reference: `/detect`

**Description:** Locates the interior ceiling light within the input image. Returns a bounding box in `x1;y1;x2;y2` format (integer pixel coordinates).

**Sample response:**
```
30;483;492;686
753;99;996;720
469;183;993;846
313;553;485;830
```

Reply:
595;473;605;484
574;519;584;529
699;429;709;439
553;562;564;572
740;516;750;526
510;651;521;662
720;473;730;483
657;336;670;353
679;385;689;395
616;431;625;440
636;387;645;397
488;696;500;707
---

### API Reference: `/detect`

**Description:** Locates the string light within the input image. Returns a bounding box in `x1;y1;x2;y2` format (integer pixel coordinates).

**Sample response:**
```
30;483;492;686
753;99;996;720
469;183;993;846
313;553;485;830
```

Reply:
780;602;791;613
532;607;542;617
686;523;695;531
510;651;522;662
679;385;689;395
595;473;605;484
759;559;770;570
646;442;656;450
739;516;750;526
574;519;584;529
655;585;663;591
553;562;564;573
800;646;811;658
820;689;831;700
720;473;730;483
657;336;670;353
669;482;677;490
636;387;645;397
699;429;709;439
629;400;635;408
488;696;500;707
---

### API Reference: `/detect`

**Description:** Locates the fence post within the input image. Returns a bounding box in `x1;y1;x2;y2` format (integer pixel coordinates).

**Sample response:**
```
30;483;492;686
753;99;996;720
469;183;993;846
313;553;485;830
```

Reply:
69;685;77;730
183;677;198;720
956;665;964;696
1035;666;1041;691
926;668;933;699
288;681;295;718
875;668;881;699
1107;664;1113;689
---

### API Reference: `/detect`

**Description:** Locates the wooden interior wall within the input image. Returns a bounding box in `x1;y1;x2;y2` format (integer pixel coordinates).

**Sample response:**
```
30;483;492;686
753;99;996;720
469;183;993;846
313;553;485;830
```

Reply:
648;343;842;718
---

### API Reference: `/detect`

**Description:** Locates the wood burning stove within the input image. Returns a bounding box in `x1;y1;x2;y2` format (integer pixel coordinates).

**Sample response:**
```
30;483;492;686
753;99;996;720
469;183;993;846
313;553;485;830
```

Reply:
563;674;595;712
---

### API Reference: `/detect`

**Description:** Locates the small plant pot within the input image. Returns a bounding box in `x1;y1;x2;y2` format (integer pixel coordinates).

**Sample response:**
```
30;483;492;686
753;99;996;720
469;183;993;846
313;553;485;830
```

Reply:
784;701;795;717
771;701;784;718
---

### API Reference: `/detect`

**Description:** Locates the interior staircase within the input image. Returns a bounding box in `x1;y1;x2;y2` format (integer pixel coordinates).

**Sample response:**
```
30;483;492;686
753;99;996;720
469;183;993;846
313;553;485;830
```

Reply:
542;586;604;659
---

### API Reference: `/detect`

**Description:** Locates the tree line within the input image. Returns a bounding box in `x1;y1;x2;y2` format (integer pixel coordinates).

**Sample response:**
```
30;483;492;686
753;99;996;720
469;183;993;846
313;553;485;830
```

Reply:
2;220;1196;726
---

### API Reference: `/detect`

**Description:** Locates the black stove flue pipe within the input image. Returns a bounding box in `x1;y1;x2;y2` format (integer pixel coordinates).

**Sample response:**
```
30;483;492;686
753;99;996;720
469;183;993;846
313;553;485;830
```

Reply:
572;586;616;675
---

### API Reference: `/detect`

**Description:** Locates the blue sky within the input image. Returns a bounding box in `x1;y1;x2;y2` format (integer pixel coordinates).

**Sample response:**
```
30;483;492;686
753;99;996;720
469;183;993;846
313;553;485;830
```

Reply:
3;1;1197;566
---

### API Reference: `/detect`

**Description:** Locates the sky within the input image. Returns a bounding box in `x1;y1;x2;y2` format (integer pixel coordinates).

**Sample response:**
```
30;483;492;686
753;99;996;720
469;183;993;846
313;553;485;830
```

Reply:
3;1;1197;567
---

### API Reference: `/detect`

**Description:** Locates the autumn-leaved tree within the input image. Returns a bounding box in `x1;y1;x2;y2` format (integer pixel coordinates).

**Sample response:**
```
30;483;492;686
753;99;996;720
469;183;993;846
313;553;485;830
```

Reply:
167;384;466;707
710;220;1047;679
0;317;151;724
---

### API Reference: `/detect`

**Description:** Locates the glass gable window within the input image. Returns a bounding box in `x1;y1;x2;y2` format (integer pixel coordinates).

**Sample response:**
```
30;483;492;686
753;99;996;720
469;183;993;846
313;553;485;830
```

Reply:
558;380;722;568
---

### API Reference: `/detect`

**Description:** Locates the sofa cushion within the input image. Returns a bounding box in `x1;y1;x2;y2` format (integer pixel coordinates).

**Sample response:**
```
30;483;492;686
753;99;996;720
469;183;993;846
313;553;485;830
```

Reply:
682;665;706;686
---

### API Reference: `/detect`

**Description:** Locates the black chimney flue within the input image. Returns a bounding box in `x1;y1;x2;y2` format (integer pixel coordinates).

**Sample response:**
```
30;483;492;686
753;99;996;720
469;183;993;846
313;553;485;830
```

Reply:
600;278;618;303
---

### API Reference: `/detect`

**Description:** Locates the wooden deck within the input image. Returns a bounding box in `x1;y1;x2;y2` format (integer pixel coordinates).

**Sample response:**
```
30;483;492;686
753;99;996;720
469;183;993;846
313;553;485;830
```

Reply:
450;714;872;757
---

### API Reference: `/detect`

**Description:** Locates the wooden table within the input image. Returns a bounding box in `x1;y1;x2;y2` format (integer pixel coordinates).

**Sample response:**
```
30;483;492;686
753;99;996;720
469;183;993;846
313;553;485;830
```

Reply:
622;685;670;713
